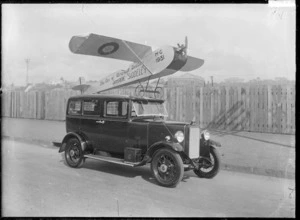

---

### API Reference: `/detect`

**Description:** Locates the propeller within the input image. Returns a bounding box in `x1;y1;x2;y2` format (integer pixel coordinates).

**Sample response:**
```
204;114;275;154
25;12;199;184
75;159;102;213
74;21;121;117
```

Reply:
177;36;188;56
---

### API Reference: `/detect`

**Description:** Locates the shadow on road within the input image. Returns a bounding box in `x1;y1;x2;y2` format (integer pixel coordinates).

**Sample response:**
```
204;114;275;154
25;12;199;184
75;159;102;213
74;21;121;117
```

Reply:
59;153;199;186
209;130;294;148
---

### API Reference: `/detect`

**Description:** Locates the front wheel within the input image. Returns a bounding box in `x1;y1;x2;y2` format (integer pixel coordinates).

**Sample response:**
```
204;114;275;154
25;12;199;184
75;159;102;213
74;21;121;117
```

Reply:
151;148;184;187
193;147;220;178
64;138;84;168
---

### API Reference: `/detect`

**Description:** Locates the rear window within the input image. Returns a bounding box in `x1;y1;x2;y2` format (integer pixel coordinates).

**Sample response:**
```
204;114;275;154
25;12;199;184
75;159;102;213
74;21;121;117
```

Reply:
68;100;82;115
83;99;101;116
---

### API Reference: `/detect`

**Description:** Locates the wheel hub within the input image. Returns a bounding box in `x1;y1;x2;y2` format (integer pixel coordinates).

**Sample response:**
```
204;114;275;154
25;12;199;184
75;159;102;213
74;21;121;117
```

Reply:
70;150;75;157
158;164;168;173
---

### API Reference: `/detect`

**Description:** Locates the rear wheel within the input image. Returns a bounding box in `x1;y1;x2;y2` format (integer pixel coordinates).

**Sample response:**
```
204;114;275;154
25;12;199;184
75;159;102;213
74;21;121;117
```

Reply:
151;148;184;187
65;138;84;168
193;147;220;178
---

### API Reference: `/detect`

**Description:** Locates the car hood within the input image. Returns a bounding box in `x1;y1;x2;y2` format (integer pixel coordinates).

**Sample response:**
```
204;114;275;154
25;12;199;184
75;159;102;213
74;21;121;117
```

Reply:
134;118;188;126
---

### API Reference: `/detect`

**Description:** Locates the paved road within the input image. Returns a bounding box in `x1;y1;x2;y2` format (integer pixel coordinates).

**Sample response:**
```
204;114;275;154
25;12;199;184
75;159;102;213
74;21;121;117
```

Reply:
2;117;295;179
2;138;295;217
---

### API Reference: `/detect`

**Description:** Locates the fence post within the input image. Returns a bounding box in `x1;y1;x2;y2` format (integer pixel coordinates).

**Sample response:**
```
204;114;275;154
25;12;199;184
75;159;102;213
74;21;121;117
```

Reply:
199;87;203;129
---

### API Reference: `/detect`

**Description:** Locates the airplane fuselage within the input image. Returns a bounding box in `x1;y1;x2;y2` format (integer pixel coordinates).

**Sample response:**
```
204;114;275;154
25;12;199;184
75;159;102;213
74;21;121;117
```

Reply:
88;46;187;93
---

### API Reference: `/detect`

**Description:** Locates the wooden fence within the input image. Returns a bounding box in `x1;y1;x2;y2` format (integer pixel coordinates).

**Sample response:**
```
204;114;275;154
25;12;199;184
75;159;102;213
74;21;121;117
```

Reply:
164;84;295;134
2;89;80;121
1;84;295;134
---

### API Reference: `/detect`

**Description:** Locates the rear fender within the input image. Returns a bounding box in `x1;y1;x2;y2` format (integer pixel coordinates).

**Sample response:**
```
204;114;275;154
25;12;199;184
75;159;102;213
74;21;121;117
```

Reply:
146;141;183;160
59;132;87;153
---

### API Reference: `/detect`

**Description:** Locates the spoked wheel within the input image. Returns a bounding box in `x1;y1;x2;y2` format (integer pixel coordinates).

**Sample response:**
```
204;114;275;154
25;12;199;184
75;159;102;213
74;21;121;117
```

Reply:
65;138;84;168
193;147;220;178
151;148;184;187
135;85;145;97
154;87;164;99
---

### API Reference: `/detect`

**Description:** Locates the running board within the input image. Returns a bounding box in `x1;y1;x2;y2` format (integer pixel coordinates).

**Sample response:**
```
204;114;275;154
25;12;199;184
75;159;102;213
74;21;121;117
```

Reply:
84;154;140;167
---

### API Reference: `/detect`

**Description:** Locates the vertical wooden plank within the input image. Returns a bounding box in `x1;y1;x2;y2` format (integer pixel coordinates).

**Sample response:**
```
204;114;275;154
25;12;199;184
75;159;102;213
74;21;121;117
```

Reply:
257;86;262;133
249;86;253;132
221;86;226;130
225;87;230;131
260;86;264;132
262;86;267;133
217;87;221;128
281;86;287;134
210;87;214;127
286;85;292;134
240;87;246;131
176;87;180;121
199;87;203;128
277;85;283;134
271;85;276;133
204;87;209;128
178;87;182;122
236;87;242;131
255;86;260;132
252;86;256;132
192;84;196;123
272;85;278;133
290;86;295;134
267;85;272;133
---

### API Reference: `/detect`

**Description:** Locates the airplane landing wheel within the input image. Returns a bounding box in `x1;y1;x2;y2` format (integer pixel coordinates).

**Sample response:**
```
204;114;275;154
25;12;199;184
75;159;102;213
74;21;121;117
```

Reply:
135;85;145;97
154;87;164;99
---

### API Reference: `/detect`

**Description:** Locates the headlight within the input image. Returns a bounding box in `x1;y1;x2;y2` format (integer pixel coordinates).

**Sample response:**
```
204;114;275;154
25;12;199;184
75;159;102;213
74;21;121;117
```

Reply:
203;130;210;140
175;131;184;143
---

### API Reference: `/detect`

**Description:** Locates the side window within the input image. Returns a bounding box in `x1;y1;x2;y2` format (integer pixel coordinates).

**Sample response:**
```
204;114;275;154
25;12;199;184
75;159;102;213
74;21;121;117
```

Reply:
105;100;128;118
83;99;101;116
68;100;81;115
106;101;119;116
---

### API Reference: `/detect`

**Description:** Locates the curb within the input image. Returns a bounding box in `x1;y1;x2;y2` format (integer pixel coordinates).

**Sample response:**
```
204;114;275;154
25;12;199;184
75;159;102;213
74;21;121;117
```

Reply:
3;135;295;180
221;163;295;180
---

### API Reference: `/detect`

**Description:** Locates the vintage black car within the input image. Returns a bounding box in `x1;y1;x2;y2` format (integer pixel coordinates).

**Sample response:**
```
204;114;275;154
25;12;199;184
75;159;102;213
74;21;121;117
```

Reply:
59;94;221;187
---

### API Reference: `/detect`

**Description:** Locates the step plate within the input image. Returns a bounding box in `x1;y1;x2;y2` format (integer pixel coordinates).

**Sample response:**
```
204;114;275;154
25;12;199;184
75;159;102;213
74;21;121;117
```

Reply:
84;154;140;167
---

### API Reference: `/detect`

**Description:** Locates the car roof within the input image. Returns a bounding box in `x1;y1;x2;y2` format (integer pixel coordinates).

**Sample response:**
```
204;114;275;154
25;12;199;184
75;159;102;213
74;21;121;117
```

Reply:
69;94;165;102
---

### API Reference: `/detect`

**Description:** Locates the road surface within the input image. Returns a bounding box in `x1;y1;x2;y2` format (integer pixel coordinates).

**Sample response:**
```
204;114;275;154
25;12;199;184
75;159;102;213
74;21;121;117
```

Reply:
2;138;295;217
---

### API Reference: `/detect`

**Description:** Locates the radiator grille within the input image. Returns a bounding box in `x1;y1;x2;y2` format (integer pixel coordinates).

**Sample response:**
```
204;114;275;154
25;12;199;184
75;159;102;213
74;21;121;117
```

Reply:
188;127;200;159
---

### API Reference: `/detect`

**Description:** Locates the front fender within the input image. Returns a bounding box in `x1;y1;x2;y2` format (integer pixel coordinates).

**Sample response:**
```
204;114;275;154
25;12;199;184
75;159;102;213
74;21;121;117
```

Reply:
59;132;87;153
209;139;221;147
200;138;221;158
146;141;183;159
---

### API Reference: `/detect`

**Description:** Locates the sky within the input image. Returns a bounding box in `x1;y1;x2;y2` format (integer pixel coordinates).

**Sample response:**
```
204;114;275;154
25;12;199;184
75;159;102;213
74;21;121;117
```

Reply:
2;3;296;86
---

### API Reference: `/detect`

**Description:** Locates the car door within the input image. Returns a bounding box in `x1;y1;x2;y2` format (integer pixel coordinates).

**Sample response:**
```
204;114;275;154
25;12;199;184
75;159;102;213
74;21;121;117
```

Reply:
66;98;82;133
99;98;130;155
80;98;102;148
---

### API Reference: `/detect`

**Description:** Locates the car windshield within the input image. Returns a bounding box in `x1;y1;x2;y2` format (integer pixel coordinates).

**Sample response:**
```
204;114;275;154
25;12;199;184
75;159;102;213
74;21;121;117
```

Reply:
132;100;168;117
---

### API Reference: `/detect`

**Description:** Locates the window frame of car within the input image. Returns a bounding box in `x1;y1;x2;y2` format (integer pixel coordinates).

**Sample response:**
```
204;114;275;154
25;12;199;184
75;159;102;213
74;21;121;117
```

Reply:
103;98;129;120
82;98;102;117
67;99;82;116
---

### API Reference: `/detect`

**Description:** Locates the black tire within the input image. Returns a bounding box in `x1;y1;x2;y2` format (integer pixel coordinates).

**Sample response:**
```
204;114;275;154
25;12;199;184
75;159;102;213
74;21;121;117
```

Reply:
64;138;84;168
151;148;184;187
194;147;220;178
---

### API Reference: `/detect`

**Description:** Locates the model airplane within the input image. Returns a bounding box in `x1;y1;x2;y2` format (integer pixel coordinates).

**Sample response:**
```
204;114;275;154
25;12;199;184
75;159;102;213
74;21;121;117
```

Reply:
69;33;204;97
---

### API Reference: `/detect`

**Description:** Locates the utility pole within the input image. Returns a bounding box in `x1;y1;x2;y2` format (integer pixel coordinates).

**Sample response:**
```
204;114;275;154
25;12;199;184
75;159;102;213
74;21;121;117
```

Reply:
25;59;30;86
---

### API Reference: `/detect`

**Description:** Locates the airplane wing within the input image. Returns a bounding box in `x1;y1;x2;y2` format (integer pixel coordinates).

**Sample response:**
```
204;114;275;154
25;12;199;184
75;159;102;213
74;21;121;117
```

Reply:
69;33;152;62
180;56;205;72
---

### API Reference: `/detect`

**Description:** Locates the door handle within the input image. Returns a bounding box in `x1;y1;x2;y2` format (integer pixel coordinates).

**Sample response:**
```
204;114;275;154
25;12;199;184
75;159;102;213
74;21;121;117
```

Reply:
96;120;105;124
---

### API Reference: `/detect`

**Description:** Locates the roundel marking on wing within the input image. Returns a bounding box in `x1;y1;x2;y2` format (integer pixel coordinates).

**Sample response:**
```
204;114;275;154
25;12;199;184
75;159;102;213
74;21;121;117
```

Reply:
98;42;119;55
